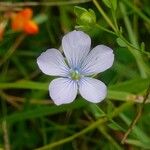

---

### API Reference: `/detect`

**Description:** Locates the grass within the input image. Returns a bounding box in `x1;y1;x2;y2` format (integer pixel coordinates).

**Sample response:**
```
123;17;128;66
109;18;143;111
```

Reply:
0;0;150;150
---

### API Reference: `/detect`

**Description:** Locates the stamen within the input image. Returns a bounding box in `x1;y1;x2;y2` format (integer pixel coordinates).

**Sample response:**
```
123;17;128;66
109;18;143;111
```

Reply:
70;69;81;80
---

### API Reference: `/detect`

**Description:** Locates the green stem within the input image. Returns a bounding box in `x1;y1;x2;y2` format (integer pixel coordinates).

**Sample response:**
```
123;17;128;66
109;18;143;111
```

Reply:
98;126;123;150
93;0;150;77
119;3;138;46
0;34;26;67
118;35;150;57
95;24;116;35
93;0;150;57
92;0;117;32
35;102;133;150
122;0;150;25
121;85;150;144
0;81;137;102
111;8;119;31
0;81;49;90
119;2;149;78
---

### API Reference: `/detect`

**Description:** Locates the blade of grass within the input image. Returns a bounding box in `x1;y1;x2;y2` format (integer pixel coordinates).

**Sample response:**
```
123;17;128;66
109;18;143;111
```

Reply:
122;0;150;25
35;102;133;150
0;100;88;124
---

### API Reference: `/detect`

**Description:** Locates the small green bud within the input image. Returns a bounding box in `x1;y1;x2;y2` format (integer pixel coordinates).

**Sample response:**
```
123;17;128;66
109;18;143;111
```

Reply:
74;6;87;16
74;6;96;29
79;9;96;25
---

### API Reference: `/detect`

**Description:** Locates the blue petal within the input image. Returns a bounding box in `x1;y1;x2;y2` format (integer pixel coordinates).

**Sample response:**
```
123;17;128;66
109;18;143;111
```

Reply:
62;30;91;69
37;49;69;76
49;78;78;105
80;45;114;75
79;77;107;103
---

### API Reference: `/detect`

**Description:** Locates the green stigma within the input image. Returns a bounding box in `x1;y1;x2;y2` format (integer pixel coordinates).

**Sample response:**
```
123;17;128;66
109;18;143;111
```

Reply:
70;70;81;80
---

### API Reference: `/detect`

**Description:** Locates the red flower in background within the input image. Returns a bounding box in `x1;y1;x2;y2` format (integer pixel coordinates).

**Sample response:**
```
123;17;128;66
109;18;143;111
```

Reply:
11;8;39;34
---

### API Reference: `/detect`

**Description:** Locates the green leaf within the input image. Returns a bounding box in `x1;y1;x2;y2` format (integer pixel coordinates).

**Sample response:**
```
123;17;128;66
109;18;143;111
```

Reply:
1;100;88;124
88;104;105;118
102;0;117;10
109;78;150;93
0;78;149;103
0;81;49;90
125;139;150;149
108;121;125;131
107;90;135;101
120;114;150;144
111;0;117;10
107;100;114;114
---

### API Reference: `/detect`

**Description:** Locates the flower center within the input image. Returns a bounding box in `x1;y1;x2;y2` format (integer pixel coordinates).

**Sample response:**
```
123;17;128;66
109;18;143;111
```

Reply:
70;69;81;80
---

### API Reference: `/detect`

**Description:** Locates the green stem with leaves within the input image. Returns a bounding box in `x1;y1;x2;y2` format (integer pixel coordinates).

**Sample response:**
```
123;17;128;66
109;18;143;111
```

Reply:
119;2;149;78
92;0;150;78
35;102;133;150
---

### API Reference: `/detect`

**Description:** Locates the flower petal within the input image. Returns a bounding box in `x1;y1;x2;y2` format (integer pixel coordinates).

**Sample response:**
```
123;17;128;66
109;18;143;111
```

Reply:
49;78;78;105
62;30;91;68
80;45;114;75
37;49;69;76
79;77;107;103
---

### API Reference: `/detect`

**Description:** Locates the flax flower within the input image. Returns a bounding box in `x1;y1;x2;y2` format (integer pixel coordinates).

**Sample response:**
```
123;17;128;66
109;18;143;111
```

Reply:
37;30;114;105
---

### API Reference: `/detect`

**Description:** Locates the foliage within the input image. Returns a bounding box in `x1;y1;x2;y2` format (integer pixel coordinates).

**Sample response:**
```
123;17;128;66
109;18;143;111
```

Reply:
0;0;150;150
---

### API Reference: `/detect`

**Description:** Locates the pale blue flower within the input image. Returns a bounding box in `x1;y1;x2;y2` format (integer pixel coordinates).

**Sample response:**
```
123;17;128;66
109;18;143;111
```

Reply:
37;30;114;105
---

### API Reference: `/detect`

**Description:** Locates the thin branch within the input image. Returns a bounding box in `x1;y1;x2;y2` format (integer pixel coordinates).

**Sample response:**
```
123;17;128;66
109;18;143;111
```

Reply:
0;34;26;67
92;0;117;32
121;85;150;144
2;120;11;150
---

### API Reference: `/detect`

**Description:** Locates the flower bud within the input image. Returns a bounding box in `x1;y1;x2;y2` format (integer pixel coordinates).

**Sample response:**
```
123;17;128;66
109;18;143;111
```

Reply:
74;6;96;30
79;9;96;25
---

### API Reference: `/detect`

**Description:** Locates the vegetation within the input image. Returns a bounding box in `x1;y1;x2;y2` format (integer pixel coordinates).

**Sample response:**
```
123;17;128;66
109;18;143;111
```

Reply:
0;0;150;149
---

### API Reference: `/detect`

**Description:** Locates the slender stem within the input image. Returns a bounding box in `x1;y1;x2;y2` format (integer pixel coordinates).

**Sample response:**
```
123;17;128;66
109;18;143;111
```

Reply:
0;81;139;102
119;2;149;78
98;126;123;150
0;34;26;67
121;85;150;144
35;102;133;150
2;120;11;150
118;35;150;57
93;0;150;77
133;0;139;45
35;118;107;150
1;89;11;150
95;24;116;35
111;7;119;31
92;0;117;32
0;81;49;90
122;0;150;25
119;3;138;46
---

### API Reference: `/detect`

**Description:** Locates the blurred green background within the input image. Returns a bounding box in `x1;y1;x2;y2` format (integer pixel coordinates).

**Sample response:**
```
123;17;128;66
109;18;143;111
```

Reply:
0;0;150;150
